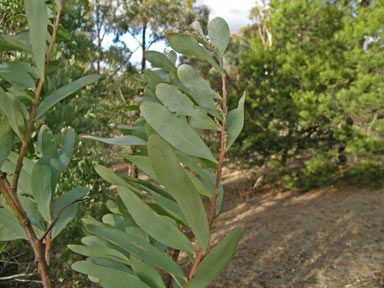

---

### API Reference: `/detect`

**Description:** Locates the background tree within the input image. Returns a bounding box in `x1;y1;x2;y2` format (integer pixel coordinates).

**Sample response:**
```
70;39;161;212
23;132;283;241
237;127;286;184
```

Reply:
235;0;384;187
110;0;210;72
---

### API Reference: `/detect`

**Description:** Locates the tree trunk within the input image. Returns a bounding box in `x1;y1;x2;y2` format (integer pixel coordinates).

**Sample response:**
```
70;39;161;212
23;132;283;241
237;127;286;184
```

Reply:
360;0;371;6
141;23;147;73
95;0;101;74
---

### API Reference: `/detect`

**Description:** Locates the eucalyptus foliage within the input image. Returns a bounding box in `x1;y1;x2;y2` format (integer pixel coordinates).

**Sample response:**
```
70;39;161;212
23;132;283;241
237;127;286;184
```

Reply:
70;17;244;288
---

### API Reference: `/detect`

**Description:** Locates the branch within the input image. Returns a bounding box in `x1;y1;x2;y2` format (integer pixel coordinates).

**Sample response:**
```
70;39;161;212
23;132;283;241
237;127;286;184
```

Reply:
109;47;137;77
12;279;43;284
127;30;143;47
40;198;88;242
0;273;34;281
145;36;160;50
184;58;228;287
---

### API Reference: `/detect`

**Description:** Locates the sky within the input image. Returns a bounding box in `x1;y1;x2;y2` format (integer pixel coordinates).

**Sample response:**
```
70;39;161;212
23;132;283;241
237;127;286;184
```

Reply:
196;0;256;34
104;0;257;66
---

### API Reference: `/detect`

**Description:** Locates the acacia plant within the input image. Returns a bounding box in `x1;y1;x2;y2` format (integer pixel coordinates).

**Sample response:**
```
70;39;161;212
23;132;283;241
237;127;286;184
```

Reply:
0;1;100;287
70;17;245;287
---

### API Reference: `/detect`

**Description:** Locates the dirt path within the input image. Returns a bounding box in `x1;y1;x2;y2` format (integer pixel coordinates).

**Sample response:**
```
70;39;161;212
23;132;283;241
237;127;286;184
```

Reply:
208;170;384;288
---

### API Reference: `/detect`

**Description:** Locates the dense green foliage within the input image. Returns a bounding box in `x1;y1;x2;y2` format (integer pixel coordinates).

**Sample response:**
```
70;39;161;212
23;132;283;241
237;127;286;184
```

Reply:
1;0;384;286
70;17;244;288
234;0;384;188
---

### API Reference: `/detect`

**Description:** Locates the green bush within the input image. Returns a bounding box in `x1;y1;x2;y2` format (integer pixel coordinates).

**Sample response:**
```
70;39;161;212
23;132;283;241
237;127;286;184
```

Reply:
283;151;338;191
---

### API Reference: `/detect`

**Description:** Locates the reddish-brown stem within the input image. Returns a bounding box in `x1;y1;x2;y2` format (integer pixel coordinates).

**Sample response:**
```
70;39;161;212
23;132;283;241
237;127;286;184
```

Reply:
11;77;44;194
184;70;228;287
2;4;63;288
0;175;51;287
186;251;204;282
45;232;51;265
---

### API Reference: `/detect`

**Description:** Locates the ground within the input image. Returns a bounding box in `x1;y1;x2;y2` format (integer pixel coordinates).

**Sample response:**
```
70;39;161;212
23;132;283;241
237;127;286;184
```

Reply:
3;164;382;287
205;168;384;288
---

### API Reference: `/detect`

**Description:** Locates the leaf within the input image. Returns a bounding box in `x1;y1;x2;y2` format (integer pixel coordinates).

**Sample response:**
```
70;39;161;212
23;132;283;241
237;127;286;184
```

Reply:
99;269;151;288
208;17;230;56
51;187;89;238
0;87;25;140
146;51;175;73
0;61;36;88
19;196;46;236
122;176;173;200
58;128;75;168
81;235;113;248
0;208;27;240
102;214;132;233
89;257;132;274
118;125;147;140
121;105;140;111
3;153;35;195
168;50;177;65
86;224;185;278
155;83;194;115
155;83;219;130
118;125;145;133
31;160;52;222
131;256;166;288
82;135;146;146
147;196;188;227
144;70;164;92
199;169;224;215
188;228;242;288
0;118;14;167
95;165;131;188
0;224;21;241
72;260;150;288
177;64;221;119
35;74;101;118
189;111;220;130
124;156;158;180
135;88;160;104
141;102;216;162
56;24;70;41
7;151;35;175
167;33;221;72
191;21;203;33
175;151;215;188
24;0;48;78
81;234;132;259
68;244;130;266
187;172;212;198
148;135;210;251
118;186;194;253
226;93;245;150
106;200;120;214
0;35;31;52
37;125;58;159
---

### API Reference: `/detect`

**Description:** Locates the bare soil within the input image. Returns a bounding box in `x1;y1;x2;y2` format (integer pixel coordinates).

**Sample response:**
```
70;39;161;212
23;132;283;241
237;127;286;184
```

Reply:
207;168;384;288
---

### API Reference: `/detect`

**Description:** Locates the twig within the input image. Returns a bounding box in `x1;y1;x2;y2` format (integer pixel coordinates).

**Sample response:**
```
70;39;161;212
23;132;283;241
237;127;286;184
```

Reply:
13;279;43;284
40;198;88;242
0;272;34;281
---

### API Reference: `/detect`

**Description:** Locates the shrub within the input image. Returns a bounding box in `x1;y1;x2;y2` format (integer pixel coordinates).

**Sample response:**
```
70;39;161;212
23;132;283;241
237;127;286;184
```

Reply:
69;17;245;288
